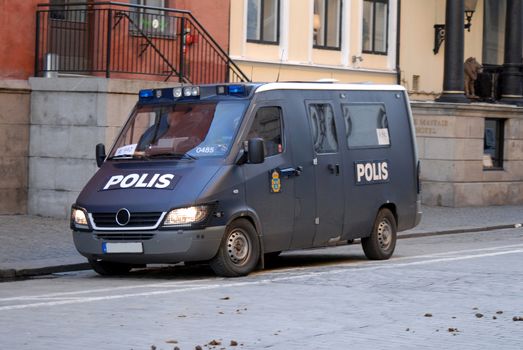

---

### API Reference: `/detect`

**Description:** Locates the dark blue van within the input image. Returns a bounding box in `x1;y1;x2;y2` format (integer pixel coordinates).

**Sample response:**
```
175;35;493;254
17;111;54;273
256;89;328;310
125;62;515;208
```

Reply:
71;83;422;277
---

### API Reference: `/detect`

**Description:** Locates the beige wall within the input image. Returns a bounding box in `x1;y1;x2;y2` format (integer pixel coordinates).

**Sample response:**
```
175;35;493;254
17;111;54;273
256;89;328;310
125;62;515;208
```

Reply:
0;80;31;214
400;0;484;98
229;0;398;83
413;102;523;206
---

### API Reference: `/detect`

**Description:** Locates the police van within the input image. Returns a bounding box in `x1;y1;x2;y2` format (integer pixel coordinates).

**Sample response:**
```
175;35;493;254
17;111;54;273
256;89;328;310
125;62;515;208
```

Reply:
71;82;422;277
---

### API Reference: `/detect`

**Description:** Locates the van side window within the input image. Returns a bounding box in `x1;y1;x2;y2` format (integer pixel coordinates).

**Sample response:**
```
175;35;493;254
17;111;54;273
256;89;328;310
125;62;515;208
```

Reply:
308;104;338;153
342;103;390;148
248;107;283;157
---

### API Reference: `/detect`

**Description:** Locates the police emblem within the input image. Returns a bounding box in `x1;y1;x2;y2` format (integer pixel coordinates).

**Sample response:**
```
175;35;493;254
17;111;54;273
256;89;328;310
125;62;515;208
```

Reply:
270;169;281;193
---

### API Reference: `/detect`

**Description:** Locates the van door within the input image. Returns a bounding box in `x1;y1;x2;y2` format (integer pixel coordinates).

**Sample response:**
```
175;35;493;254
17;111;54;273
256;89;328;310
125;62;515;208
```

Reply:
242;104;295;253
306;102;345;246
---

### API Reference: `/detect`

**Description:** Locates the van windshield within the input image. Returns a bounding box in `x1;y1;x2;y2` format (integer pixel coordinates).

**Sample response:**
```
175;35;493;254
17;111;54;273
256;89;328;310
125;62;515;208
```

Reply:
108;101;247;160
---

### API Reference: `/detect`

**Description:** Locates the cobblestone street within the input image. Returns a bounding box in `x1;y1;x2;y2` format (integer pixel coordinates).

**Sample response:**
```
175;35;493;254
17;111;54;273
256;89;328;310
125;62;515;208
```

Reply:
1;228;523;349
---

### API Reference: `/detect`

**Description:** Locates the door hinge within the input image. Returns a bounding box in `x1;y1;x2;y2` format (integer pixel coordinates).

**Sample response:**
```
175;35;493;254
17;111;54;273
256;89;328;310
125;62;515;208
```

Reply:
315;217;320;225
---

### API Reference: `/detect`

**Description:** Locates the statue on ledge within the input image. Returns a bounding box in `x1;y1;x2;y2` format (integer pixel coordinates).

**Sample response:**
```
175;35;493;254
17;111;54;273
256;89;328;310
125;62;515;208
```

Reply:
464;57;482;98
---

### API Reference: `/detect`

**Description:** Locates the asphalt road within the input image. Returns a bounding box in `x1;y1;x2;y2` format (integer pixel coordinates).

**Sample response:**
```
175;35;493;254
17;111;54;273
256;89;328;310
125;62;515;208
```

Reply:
1;228;523;350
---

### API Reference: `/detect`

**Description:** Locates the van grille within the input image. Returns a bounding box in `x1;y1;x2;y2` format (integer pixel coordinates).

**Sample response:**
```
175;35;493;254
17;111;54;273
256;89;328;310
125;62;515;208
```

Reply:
91;212;163;228
95;233;155;241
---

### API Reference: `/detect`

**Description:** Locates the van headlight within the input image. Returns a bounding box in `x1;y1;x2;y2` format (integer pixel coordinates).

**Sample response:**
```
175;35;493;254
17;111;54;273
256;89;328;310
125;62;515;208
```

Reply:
71;207;89;228
163;205;209;227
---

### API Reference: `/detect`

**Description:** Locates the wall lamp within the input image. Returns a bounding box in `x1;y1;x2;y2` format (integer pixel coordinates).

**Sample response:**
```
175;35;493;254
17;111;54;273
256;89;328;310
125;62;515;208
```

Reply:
433;0;478;54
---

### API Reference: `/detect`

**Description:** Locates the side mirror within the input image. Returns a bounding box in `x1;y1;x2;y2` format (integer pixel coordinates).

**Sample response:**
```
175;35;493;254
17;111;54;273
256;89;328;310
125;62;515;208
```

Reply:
95;143;106;168
247;138;265;164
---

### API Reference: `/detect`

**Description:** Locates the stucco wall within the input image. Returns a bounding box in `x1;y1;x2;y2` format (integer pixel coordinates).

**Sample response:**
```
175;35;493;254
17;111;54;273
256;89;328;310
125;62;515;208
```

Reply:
0;0;40;79
0;80;31;214
28;77;176;217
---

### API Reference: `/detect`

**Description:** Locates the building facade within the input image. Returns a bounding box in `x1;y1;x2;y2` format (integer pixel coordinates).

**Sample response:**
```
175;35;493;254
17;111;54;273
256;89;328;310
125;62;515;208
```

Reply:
229;0;523;207
0;0;233;215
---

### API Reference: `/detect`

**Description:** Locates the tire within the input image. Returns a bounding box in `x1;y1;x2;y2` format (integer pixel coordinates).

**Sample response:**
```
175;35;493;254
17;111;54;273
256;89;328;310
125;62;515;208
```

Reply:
88;259;133;276
209;219;261;277
361;208;397;260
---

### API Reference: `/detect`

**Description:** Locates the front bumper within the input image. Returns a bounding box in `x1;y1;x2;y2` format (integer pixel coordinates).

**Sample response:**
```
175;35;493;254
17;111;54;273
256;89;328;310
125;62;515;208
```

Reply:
73;226;226;264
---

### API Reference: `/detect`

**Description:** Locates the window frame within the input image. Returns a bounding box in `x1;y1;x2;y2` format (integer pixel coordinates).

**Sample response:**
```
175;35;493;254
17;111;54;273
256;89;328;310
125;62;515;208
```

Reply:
342;102;391;150
483;118;505;170
362;0;389;55
246;106;285;158
246;0;281;45
313;0;343;51
49;0;87;22
129;0;178;39
306;102;340;154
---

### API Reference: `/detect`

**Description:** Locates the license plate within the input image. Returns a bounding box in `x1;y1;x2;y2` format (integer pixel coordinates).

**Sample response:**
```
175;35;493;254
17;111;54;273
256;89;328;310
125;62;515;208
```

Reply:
102;242;143;254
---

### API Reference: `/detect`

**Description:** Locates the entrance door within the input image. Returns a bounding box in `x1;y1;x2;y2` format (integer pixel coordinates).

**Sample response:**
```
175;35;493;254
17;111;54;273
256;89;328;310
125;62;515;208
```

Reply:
307;102;345;246
243;104;295;253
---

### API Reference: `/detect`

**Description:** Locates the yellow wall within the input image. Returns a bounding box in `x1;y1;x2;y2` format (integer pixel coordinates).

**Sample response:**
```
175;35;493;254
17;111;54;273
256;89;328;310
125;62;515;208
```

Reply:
399;0;484;99
231;0;487;98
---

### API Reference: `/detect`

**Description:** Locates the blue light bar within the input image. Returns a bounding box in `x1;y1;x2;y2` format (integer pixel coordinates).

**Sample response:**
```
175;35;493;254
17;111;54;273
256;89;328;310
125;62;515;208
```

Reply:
228;85;246;95
139;89;154;98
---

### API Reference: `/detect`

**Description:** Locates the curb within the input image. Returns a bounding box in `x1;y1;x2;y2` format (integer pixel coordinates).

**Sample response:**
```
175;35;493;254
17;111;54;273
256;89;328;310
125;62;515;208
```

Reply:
399;223;522;240
1;223;522;281
0;263;90;281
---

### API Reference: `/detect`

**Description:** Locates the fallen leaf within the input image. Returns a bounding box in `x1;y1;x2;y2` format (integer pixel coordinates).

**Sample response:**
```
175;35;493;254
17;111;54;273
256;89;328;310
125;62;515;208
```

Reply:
230;340;238;346
166;340;178;344
475;313;484;318
424;313;433;317
209;340;222;346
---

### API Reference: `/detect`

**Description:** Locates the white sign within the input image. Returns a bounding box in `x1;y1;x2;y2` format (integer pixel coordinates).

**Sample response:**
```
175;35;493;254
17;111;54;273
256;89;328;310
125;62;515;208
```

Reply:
114;144;137;157
102;173;176;190
376;128;390;145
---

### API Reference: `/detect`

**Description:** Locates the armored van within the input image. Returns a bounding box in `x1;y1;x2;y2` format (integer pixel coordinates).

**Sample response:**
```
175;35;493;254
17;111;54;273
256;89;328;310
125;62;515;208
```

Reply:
71;82;421;277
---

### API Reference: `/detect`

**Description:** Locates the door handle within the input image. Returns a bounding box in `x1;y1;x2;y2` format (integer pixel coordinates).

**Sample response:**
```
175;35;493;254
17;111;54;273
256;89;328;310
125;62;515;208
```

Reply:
328;164;340;175
281;166;302;177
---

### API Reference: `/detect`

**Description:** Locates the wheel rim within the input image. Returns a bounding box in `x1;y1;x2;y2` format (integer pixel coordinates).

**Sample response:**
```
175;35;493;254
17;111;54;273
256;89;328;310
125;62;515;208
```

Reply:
227;228;251;266
377;219;393;251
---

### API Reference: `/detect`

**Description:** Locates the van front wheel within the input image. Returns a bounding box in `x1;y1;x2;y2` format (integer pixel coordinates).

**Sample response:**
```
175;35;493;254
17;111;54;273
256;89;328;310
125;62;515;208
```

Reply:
362;208;397;260
210;219;260;277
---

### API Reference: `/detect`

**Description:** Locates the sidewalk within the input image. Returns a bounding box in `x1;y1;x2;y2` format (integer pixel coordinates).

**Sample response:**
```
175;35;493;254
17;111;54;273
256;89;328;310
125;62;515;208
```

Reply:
1;205;522;279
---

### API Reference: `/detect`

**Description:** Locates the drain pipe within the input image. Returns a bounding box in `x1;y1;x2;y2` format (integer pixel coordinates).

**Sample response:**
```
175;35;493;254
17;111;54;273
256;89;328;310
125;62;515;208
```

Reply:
396;0;402;85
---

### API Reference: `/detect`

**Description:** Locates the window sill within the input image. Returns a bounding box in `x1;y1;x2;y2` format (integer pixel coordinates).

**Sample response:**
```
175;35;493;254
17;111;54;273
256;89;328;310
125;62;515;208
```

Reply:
313;45;341;51
246;40;280;46
483;167;504;171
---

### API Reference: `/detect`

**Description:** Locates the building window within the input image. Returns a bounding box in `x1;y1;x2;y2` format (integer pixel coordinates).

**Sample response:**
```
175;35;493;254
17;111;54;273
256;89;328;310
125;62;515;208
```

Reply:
342;103;390;148
483;118;504;169
130;0;175;37
362;0;388;54
313;0;342;49
247;0;280;44
247;107;284;157
308;104;338;153
49;0;87;22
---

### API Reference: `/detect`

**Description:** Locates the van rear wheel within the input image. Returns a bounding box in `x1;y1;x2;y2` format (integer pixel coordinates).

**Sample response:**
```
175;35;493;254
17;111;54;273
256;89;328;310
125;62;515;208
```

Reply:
88;259;132;276
362;208;397;260
209;219;260;277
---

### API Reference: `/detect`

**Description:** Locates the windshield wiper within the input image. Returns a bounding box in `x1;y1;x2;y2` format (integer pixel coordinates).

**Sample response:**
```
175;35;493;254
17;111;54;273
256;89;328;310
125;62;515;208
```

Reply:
107;154;148;160
147;152;198;160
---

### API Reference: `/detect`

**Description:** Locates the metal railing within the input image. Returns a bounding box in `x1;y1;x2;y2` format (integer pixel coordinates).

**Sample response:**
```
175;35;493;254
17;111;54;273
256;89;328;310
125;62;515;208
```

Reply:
35;2;249;84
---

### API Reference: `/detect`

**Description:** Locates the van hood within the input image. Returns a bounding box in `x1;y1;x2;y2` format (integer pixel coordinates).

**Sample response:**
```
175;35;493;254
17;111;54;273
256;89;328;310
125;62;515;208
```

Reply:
75;160;221;213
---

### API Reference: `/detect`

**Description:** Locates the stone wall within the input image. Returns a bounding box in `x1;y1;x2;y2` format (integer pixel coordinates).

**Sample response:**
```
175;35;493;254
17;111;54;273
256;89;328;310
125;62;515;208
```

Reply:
412;102;523;207
28;77;175;217
0;80;31;214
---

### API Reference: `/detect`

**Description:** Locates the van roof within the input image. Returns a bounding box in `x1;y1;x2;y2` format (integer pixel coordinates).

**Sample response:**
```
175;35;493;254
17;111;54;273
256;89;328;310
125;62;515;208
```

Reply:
255;82;406;93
